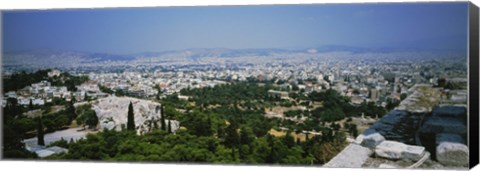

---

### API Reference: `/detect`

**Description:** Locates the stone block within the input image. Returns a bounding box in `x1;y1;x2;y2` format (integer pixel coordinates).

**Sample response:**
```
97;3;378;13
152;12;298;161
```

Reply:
378;164;398;169
436;133;465;145
361;132;385;149
324;143;373;168
420;117;466;134
432;106;466;119
402;145;426;161
436;142;469;166
375;140;425;161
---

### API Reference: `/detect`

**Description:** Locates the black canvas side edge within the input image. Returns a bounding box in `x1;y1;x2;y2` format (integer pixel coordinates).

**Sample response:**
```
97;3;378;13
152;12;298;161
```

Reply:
469;1;479;169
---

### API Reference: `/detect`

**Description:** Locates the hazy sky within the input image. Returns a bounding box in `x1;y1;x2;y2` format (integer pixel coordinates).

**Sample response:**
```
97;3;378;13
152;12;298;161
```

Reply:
2;2;468;54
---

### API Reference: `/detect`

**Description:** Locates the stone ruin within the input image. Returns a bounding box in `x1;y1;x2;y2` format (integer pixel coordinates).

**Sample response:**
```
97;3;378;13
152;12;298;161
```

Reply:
419;106;469;167
325;106;469;169
92;96;180;135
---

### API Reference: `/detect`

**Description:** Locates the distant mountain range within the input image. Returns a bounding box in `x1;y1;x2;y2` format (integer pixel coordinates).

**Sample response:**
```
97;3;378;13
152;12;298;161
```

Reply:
2;45;467;68
133;45;465;58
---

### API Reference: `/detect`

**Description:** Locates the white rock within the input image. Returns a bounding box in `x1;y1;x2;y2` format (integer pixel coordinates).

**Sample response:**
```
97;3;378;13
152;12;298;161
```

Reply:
35;149;56;158
375;140;425;161
378;164;398;168
402;145;426;161
375;141;404;159
361;132;385;149
167;120;180;133
353;134;364;145
103;121;116;130
324;143;373;168
93;96;175;134
436;141;469;166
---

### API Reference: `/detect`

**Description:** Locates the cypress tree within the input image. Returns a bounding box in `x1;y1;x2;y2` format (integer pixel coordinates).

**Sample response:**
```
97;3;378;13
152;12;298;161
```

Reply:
37;116;45;146
127;101;135;131
167;120;172;133
160;105;166;131
68;100;77;122
225;120;239;160
207;112;212;135
29;99;33;110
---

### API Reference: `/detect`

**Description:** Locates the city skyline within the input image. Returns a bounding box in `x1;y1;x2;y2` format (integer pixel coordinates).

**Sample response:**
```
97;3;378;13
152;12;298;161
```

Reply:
3;2;469;55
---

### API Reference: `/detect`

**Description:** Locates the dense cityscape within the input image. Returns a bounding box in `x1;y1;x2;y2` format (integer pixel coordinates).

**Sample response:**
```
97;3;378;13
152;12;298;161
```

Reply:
2;48;469;168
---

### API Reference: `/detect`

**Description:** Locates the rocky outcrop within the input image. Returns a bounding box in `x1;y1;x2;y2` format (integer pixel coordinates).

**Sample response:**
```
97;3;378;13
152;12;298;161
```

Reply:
92;96;179;134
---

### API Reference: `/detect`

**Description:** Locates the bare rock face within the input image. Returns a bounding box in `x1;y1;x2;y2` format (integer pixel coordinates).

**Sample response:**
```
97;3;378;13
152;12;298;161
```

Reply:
361;132;385;149
436;133;469;167
375;140;425;161
92;96;179;134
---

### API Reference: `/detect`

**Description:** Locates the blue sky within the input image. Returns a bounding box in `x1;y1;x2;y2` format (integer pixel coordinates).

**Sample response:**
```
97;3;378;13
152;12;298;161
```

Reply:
2;2;468;54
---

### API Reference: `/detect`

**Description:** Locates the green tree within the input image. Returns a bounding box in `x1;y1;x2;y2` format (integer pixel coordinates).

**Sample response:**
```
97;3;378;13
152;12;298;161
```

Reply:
160;105;166;131
67;100;77;122
225;120;239;159
127;102;135;131
77;109;99;129
37;116;45;146
239;126;255;146
29;99;33;111
437;78;447;88
180;110;212;136
283;131;296;148
348;123;358;137
167;120;172;133
400;93;407;101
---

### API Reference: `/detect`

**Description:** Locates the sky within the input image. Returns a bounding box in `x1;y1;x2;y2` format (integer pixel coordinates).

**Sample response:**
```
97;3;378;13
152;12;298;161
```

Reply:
2;2;469;54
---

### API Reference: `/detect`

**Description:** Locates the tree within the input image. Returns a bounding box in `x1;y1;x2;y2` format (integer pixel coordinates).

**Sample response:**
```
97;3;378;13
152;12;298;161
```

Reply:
386;98;400;111
400;93;407;101
127;102;135;131
67;100;77;122
180;110;211;136
160;105;166;131
347;123;359;137
29;99;33;111
283;131;296;148
225;120;239;159
238;126;255;160
437;78;447;88
167;120;172;133
82;110;99;129
37;116;45;146
84;93;89;101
